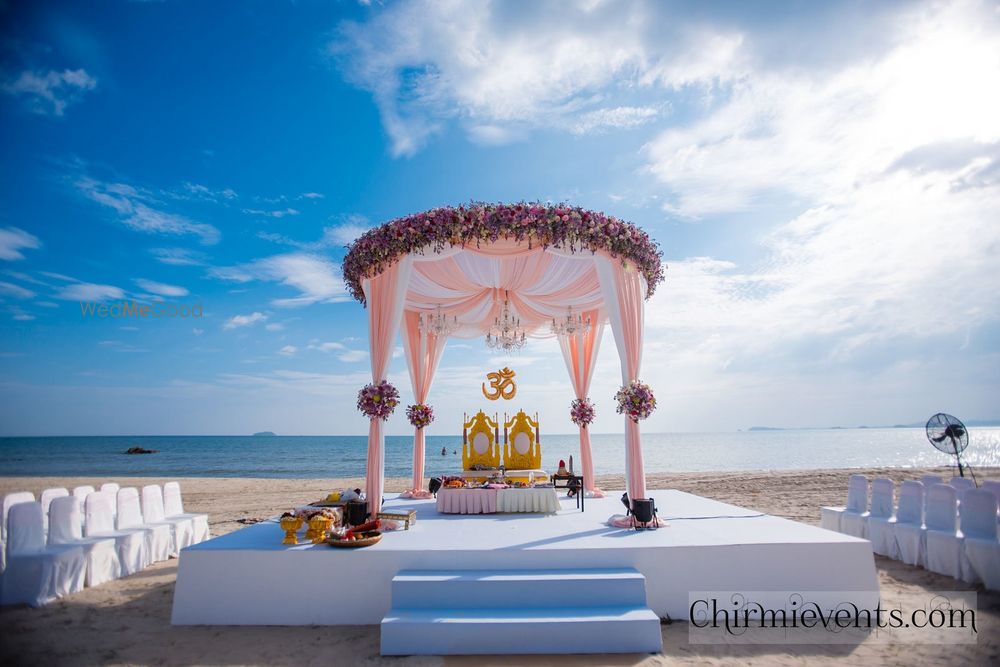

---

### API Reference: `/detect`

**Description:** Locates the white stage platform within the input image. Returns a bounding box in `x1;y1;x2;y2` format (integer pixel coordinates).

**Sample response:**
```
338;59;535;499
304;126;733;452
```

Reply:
171;490;879;627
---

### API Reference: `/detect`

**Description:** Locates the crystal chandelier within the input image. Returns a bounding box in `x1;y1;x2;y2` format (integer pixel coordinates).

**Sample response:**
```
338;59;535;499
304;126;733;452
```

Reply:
550;306;591;338
418;305;459;337
485;291;526;352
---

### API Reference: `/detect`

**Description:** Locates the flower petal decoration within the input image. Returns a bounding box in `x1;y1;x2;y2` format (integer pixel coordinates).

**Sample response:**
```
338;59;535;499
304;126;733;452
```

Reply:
342;202;664;304
406;403;434;429
569;397;596;428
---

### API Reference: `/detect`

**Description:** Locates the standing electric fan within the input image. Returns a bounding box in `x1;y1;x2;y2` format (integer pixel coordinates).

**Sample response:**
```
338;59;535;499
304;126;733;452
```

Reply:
925;413;971;478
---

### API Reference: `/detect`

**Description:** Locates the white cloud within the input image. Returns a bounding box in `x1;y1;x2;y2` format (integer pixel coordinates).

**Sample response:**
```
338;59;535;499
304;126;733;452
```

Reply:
192;328;204;336
12;312;35;321
278;345;298;356
0;281;35;299
0;227;41;261
134;279;189;298
150;247;208;266
333;1;742;155
337;349;369;363
308;341;346;352
55;282;125;302
301;192;325;199
265;322;285;332
77;176;221;245
223;312;268;330
243;207;300;218
210;252;350;307
569;106;661;135
2;68;97;116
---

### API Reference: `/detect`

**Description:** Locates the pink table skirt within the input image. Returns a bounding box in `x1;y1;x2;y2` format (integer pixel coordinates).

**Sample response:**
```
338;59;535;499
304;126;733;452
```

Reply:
436;488;498;514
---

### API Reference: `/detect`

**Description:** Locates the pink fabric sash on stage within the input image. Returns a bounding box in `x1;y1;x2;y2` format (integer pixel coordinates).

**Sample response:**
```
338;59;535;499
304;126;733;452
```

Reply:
362;257;413;518
558;308;605;498
400;309;447;499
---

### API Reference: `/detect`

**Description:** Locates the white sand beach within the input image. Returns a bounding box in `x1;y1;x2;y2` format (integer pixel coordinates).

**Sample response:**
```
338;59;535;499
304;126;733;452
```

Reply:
1;466;998;666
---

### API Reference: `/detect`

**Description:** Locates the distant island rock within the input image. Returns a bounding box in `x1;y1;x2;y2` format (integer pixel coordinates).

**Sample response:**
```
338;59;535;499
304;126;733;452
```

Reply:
253;431;277;437
125;446;157;455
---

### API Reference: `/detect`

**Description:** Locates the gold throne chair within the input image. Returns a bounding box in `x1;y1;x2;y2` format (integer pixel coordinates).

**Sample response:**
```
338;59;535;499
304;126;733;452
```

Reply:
461;411;501;481
502;410;550;483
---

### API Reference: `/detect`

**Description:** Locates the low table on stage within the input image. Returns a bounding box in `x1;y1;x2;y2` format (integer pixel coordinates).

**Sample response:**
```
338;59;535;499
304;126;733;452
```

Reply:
436;487;559;514
552;474;584;511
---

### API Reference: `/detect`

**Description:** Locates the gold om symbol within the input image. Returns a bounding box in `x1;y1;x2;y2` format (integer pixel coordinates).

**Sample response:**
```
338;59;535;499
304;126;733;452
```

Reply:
482;367;517;401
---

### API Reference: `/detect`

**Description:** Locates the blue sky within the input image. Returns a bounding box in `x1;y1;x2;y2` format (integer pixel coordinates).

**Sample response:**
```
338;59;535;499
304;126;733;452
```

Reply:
0;0;998;436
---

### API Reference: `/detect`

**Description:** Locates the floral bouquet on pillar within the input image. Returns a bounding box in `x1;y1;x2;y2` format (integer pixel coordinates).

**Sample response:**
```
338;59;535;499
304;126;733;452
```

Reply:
406;403;434;429
357;380;400;420
569;398;595;428
614;381;656;422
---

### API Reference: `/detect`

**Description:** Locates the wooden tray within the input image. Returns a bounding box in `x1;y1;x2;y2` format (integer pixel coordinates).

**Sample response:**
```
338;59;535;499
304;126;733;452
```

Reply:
325;531;382;548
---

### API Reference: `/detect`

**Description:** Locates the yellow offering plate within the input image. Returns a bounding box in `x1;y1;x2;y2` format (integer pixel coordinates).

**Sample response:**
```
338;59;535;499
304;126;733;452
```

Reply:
279;516;303;545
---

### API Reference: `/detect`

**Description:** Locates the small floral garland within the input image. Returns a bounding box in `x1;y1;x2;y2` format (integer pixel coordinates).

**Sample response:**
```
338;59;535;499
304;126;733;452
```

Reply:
356;380;400;421
343;202;665;304
569;398;596;428
406;403;434;429
615;381;656;423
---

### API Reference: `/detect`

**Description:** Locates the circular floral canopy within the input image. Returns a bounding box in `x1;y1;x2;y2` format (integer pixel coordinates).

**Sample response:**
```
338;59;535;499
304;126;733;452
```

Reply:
342;202;665;305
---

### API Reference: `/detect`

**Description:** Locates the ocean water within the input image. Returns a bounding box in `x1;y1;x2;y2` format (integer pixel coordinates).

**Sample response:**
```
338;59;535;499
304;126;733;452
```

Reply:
1;428;998;479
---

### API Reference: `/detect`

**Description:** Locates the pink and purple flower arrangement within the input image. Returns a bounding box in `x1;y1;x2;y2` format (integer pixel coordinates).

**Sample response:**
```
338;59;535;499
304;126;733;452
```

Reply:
615;381;656;422
356;380;400;421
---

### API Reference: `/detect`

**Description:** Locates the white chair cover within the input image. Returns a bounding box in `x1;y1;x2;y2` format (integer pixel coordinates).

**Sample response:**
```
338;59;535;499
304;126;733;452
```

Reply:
2;492;36;574
867;478;898;558
981;480;1000;506
921;475;943;516
0;502;86;607
820;474;867;533
839;475;870;539
85;492;147;576
72;486;95;533
117;487;172;564
141;485;193;557
924;484;966;580
893;481;925;566
3;492;35;542
950;476;976;502
163;482;210;544
39;488;69;537
960;489;1000;590
48;496;121;588
101;483;120;520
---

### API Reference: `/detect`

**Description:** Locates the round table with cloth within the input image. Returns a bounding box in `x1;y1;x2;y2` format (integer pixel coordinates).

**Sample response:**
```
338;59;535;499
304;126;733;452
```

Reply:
496;488;560;514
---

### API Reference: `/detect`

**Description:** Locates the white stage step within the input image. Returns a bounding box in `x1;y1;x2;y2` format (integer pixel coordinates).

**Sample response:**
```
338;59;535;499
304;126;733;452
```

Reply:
381;568;663;655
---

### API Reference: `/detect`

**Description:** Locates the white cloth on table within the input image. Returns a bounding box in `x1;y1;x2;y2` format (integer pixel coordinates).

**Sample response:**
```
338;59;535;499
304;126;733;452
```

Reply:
893;481;925;567
960;489;1000;590
867;478;898;558
142;485;193;556
163;482;210;544
924;484;966;580
117;487;172;564
1;502;86;607
436;488;497;514
85;492;147;576
496;488;559;514
48;495;121;588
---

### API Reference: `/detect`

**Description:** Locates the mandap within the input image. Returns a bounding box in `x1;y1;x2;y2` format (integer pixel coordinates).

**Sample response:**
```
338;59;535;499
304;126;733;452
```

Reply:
342;203;665;522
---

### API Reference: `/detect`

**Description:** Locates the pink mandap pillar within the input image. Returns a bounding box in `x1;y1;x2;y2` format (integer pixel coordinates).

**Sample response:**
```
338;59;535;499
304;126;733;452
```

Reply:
595;255;654;508
362;257;413;519
558;308;605;497
399;309;448;499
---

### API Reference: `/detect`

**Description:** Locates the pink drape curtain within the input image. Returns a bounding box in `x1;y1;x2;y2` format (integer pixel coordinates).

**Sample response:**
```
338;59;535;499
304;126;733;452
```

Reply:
362;257;413;518
558;309;605;497
400;309;448;498
596;255;649;504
